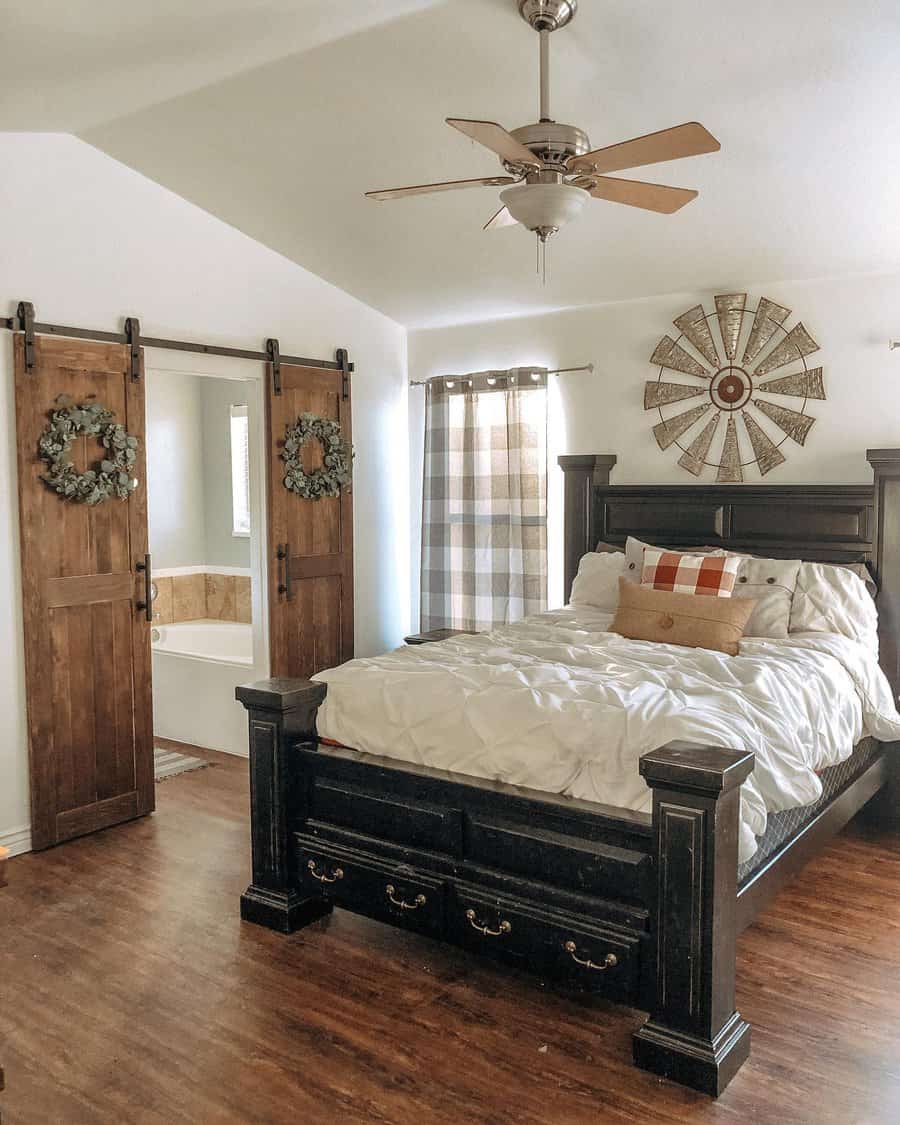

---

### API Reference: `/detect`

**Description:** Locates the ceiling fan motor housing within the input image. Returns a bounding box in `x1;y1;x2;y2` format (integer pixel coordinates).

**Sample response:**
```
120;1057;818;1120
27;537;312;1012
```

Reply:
507;122;591;171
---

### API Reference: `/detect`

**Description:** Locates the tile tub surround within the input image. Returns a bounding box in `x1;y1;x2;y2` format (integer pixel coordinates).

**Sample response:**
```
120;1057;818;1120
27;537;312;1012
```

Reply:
153;571;251;624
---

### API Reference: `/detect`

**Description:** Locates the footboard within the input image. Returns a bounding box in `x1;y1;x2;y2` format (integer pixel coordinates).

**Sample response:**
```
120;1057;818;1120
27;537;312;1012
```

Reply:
236;679;753;1096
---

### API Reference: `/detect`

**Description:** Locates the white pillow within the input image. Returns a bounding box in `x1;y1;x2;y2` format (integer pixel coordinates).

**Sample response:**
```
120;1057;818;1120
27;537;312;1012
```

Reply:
732;557;801;639
623;535;720;582
570;551;626;611
790;562;879;650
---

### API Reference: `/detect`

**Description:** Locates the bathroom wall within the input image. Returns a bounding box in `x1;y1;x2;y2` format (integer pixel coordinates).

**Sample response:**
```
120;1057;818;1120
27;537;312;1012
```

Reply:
146;370;207;569
147;370;253;596
199;377;252;570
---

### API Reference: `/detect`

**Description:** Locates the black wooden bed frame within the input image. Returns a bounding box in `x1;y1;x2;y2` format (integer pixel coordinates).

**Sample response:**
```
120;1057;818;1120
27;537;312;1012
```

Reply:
236;449;900;1097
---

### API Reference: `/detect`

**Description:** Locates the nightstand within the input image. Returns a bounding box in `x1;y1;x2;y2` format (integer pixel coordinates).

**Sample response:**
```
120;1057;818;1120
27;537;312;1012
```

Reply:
404;628;478;645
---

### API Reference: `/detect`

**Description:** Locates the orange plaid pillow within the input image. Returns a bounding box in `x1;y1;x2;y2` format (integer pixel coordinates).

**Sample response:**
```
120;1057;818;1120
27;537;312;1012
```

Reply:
641;548;741;598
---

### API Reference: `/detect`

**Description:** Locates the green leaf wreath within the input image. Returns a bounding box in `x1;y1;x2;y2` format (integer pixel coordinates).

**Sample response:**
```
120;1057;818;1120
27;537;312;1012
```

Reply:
38;395;139;506
280;412;353;500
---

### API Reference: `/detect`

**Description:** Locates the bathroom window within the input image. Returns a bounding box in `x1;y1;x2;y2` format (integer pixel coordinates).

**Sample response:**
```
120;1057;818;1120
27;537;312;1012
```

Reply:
230;404;250;537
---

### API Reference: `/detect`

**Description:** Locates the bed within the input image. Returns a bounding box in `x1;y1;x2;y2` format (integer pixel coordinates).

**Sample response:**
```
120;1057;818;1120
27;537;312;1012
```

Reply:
236;449;900;1097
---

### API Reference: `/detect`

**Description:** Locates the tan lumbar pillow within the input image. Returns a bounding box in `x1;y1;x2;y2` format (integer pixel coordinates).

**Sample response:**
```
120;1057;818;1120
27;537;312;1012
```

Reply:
610;578;755;656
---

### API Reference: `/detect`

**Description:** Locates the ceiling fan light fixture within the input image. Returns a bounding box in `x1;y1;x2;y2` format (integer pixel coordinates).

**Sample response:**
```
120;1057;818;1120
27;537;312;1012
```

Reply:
499;182;586;233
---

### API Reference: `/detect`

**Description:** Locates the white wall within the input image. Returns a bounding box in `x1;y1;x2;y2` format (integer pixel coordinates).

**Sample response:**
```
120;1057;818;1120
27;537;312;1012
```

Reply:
199;377;252;570
146;370;208;569
0;132;410;854
408;273;900;624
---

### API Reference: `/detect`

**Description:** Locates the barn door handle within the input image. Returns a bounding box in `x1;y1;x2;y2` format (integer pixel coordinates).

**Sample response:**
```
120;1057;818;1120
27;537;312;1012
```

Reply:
277;543;293;601
135;553;152;622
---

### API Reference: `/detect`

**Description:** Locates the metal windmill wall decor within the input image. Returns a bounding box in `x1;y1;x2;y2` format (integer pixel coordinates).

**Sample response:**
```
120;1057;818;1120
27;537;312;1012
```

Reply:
644;293;825;481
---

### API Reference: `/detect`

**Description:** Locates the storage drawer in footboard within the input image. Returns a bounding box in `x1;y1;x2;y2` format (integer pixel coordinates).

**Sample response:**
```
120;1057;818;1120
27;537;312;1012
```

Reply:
308;777;463;856
465;814;652;907
297;840;446;938
447;884;641;1003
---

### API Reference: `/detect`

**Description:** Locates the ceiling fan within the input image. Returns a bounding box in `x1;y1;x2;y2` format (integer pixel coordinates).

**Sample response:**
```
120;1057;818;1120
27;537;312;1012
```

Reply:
366;0;720;277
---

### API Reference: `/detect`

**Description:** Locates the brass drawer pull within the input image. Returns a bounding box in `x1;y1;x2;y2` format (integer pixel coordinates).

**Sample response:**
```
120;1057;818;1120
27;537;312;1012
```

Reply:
465;908;512;937
563;940;617;971
307;859;343;884
386;884;426;910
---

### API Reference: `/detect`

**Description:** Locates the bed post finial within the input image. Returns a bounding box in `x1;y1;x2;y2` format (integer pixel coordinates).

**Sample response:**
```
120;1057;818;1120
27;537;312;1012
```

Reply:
235;678;331;933
558;454;617;600
634;741;755;1097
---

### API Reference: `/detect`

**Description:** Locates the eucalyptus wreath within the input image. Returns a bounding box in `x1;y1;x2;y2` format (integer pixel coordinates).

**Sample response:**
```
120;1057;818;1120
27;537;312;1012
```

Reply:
38;395;139;505
280;412;352;500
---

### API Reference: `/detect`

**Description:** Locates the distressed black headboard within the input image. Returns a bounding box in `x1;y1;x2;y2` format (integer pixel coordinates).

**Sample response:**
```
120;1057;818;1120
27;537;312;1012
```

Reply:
559;451;900;700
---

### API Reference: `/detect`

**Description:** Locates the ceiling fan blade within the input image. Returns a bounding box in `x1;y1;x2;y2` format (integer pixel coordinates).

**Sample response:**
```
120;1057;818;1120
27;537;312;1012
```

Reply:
446;118;541;170
483;205;518;231
366;175;516;201
582;176;698;214
568;122;720;176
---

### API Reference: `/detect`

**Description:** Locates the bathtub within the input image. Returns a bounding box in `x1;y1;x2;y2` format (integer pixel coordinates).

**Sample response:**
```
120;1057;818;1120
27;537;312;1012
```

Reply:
152;619;252;665
151;619;257;756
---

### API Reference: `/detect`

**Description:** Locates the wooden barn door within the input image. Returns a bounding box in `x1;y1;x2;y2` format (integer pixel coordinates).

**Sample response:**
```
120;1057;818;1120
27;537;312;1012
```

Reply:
266;361;353;678
14;334;154;850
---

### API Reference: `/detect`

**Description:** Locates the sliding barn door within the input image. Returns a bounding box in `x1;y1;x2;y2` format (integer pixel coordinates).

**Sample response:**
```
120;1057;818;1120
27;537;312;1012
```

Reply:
14;335;154;850
266;363;353;678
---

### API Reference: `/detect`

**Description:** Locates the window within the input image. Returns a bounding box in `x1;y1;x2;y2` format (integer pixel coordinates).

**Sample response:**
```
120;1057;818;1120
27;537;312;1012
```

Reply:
230;404;250;537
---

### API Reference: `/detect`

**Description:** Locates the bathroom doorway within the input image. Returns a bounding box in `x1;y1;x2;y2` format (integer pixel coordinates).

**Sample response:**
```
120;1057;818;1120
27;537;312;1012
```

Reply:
145;367;266;759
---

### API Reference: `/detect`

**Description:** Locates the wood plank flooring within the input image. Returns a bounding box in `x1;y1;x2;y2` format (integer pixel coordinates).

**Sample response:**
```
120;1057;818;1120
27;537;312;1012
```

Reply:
1;749;897;1124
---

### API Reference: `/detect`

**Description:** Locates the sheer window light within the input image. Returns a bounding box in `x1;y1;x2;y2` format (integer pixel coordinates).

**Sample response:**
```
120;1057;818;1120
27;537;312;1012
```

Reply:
230;404;250;537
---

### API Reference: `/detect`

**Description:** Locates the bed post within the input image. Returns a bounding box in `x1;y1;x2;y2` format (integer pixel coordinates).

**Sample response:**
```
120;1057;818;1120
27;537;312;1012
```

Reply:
558;454;617;600
633;742;755;1097
235;678;331;933
866;448;900;825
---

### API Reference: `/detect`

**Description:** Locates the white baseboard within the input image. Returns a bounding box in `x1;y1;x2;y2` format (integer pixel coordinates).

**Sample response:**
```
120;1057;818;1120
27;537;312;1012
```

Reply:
0;823;32;857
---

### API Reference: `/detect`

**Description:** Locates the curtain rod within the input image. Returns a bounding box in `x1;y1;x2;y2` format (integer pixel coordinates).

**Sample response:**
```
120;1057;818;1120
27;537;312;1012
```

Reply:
409;363;593;387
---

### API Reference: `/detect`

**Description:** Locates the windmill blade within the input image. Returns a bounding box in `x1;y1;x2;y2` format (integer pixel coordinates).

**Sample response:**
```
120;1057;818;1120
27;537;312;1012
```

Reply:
643;381;705;410
483;205;518;231
716;417;743;483
678;414;720;477
652;403;711;451
568;122;720;176
446;118;542;170
366;175;517;201
581;176;698;214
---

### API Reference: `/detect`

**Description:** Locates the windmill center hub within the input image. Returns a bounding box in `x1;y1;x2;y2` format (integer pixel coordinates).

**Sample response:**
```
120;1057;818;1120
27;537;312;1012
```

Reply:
710;366;752;411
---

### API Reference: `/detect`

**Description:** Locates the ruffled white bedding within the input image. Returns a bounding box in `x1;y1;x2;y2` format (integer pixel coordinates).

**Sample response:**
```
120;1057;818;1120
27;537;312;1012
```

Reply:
313;606;900;863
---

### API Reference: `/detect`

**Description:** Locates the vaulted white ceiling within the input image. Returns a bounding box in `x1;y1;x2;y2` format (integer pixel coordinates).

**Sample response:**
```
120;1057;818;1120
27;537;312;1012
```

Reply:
4;0;900;329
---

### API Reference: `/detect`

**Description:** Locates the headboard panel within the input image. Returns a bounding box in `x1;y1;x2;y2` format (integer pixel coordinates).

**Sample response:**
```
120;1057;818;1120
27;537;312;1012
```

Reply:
559;451;900;701
593;485;873;565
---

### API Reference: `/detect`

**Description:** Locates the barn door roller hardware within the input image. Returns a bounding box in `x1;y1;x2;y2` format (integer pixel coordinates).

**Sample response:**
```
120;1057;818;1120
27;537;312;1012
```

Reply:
267;338;282;396
17;301;35;371
125;317;141;381
336;348;351;400
2;303;348;376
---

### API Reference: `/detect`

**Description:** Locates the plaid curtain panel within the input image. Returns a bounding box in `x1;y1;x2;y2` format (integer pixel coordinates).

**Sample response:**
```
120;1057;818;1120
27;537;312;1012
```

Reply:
421;381;548;632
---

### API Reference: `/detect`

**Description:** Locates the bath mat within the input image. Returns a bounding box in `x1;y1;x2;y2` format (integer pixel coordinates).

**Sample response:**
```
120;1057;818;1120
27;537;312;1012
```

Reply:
154;746;211;782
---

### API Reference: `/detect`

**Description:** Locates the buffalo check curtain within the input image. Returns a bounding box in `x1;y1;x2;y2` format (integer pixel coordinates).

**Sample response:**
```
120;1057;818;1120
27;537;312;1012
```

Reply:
420;380;548;632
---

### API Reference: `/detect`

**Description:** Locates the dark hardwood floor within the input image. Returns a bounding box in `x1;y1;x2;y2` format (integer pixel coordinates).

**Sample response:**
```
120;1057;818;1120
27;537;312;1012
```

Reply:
1;749;898;1124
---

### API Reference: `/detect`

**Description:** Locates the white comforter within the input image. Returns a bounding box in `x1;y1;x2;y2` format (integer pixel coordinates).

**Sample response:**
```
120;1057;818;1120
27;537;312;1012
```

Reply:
313;606;900;863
